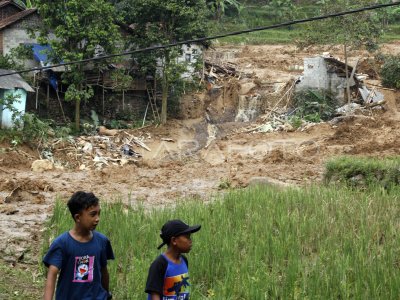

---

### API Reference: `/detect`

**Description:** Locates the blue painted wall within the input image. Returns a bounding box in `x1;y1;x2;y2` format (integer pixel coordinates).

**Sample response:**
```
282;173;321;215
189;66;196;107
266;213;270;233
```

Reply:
0;88;27;128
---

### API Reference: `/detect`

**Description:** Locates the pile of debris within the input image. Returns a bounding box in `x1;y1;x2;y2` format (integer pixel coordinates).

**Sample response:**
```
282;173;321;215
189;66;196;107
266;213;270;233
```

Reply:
204;59;254;88
32;126;151;172
240;54;388;134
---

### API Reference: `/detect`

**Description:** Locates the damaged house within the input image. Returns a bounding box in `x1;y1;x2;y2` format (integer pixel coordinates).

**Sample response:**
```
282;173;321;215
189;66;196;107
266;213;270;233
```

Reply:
296;56;383;105
295;56;362;104
295;55;384;115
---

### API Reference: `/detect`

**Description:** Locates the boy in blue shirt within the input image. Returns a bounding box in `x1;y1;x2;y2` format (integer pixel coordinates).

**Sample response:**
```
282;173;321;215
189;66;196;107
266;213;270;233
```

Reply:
145;219;201;300
43;191;114;300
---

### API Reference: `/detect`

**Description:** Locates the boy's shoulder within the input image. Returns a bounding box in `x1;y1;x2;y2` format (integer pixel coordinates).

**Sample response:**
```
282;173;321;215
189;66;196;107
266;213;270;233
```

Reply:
151;254;189;266
151;254;167;266
50;231;110;247
52;231;70;244
92;230;110;241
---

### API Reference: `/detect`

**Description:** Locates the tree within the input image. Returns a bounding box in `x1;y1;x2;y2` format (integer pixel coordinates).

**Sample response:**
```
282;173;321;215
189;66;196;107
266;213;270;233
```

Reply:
118;0;209;125
264;0;296;22
34;0;121;130
207;0;242;20
298;0;383;103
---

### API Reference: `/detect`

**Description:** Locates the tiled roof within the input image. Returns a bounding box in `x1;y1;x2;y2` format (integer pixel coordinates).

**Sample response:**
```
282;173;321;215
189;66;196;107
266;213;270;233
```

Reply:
0;8;37;30
0;0;25;10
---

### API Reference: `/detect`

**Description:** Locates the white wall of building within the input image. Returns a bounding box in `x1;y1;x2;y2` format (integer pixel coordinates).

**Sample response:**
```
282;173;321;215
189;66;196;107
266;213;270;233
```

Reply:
176;44;202;79
3;27;39;68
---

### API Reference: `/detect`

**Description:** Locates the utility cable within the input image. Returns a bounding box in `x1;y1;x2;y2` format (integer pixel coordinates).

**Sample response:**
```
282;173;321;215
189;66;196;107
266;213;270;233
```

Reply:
1;1;399;77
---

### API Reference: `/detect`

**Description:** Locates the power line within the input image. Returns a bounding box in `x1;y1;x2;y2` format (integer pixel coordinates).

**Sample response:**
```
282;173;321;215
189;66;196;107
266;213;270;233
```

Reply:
2;1;399;78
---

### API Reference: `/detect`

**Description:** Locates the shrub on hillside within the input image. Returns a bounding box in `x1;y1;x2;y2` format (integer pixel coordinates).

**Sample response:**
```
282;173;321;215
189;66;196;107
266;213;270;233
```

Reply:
380;55;400;89
292;89;337;122
324;156;400;189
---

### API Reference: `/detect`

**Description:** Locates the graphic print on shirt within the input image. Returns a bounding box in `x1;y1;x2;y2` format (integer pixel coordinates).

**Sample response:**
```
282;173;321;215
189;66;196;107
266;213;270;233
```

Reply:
163;273;190;300
72;255;94;282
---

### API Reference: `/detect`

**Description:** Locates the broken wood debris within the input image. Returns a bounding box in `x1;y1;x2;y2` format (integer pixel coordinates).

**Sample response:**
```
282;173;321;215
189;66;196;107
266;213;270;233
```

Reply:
161;138;175;142
36;128;151;170
205;60;238;77
124;131;151;151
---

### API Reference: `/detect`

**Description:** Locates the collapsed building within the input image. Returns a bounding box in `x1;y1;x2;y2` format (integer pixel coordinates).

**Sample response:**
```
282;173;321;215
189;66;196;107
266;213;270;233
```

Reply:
295;55;384;107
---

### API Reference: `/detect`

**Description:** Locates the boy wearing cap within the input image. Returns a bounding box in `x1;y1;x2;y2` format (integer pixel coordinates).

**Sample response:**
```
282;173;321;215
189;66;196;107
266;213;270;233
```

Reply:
145;219;201;300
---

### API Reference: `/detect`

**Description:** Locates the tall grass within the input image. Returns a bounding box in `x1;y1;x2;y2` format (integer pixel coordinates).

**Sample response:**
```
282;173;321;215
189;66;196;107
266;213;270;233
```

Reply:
42;185;400;299
325;156;400;188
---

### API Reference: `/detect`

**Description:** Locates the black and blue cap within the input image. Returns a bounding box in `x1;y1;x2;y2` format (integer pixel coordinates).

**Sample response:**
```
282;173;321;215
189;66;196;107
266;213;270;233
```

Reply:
157;219;201;249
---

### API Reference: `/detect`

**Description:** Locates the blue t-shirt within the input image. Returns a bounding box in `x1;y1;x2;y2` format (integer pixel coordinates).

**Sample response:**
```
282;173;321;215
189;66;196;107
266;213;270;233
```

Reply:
43;231;114;300
145;254;190;300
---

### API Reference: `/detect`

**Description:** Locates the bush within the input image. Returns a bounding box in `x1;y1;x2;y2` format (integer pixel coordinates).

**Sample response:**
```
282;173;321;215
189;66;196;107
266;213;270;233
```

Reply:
289;115;303;129
292;89;336;122
0;113;71;147
380;55;400;89
324;156;400;189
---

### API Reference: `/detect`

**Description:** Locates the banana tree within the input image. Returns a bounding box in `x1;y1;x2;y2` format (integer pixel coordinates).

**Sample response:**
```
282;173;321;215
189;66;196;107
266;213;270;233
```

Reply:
207;0;241;20
264;0;296;22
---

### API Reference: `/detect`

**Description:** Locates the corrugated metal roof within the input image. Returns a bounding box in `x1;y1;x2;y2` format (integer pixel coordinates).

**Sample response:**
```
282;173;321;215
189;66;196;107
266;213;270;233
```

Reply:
0;8;36;30
0;69;34;92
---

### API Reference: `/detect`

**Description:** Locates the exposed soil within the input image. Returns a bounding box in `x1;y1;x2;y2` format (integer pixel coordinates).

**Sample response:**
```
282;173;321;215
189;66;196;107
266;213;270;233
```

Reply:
0;44;399;284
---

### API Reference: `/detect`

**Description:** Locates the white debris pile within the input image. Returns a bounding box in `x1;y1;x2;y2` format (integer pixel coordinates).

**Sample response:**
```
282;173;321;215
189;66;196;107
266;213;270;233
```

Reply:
35;129;152;170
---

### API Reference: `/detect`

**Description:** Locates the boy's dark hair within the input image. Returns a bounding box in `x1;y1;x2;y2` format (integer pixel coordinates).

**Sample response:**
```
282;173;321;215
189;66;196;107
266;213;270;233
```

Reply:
67;191;99;220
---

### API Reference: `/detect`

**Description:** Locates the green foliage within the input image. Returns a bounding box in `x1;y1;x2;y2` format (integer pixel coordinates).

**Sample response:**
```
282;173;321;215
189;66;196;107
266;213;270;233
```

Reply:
0;44;33;71
109;119;128;129
207;0;242;20
0;54;23;70
207;1;400;45
109;69;134;92
289;115;303;129
217;178;232;190
64;84;94;103
297;0;383;52
264;0;297;22
388;6;400;22
35;0;122;131
11;44;34;60
380;55;400;89
325;156;400;189
292;89;337;122
0;263;43;299
303;112;321;123
0;113;71;147
0;93;21;118
117;0;209;124
43;184;400;298
18;113;54;143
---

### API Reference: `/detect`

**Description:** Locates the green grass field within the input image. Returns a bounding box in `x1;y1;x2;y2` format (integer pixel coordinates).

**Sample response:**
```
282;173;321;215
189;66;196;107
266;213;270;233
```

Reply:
41;182;400;299
209;4;400;45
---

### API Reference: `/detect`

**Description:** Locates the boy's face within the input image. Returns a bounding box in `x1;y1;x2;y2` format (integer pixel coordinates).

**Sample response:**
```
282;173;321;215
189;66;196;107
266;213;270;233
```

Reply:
172;233;192;253
75;204;101;231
